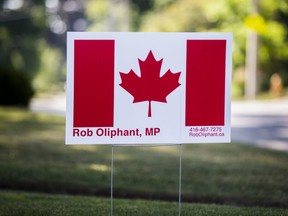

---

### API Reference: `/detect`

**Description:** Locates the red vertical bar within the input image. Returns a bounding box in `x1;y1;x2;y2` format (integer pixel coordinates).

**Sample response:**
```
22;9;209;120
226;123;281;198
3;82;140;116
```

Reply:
185;40;226;126
74;40;114;127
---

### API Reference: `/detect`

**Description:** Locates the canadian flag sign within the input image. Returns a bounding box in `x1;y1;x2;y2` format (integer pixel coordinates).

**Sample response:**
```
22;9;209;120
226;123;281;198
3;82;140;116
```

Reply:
66;32;232;145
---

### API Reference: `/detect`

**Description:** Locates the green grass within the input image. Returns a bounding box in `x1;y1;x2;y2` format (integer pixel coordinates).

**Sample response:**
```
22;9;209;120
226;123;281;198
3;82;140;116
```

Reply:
0;190;287;216
0;107;288;211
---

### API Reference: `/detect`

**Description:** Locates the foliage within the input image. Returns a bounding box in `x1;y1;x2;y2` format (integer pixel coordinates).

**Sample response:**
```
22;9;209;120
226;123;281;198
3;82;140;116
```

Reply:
0;0;46;78
85;0;108;31
85;0;154;31
86;0;130;31
138;0;288;94
33;41;66;92
0;0;84;93
0;67;34;106
1;0;287;95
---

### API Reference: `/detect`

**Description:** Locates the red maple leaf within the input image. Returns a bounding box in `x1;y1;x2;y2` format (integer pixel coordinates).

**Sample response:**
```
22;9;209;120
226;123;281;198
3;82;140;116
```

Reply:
119;50;181;117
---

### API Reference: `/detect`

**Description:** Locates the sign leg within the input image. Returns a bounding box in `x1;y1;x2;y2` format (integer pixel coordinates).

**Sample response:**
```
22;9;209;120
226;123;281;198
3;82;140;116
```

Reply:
178;144;182;216
110;145;114;216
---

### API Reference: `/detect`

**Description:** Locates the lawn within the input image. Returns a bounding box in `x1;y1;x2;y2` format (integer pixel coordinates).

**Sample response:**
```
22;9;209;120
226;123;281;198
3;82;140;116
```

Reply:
0;107;288;215
0;190;287;216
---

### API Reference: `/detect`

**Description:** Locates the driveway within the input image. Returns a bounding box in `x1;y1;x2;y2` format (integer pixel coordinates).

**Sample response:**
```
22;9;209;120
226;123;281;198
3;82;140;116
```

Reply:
30;93;288;151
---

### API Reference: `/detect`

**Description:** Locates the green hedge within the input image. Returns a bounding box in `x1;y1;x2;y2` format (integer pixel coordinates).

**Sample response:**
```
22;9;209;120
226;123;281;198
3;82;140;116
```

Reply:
0;67;34;107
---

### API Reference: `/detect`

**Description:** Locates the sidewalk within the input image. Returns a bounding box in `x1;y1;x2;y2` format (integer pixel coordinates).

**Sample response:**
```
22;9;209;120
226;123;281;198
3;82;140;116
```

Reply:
30;94;288;151
30;93;66;116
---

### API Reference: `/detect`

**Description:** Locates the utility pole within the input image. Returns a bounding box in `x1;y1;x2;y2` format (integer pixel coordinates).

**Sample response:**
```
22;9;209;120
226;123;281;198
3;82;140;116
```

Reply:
245;0;259;99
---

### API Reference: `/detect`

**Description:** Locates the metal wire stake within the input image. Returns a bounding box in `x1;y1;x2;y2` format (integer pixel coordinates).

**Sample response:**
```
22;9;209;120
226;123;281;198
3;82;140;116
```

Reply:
178;144;183;216
110;145;114;216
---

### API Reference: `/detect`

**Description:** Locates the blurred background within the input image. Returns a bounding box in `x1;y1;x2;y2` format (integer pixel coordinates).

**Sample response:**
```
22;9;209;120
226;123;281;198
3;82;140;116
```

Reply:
0;0;287;105
1;1;288;214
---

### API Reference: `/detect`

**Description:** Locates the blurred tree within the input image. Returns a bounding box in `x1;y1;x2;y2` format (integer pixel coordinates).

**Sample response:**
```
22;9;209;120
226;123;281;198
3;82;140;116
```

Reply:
0;0;46;78
257;0;288;90
0;67;34;106
0;0;88;93
86;0;131;31
0;0;46;104
85;0;156;31
85;0;108;31
45;0;87;53
139;0;288;96
130;0;154;30
44;0;87;88
2;0;286;97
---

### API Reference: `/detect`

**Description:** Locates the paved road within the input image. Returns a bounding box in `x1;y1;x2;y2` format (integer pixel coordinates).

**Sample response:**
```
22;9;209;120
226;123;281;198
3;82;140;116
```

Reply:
231;98;288;151
30;93;288;151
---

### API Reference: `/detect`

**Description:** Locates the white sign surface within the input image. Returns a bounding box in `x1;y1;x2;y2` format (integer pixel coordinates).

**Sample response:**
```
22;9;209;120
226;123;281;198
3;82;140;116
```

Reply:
66;32;232;145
